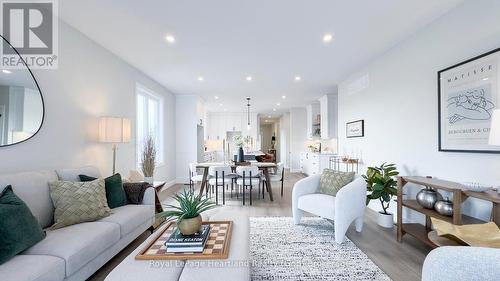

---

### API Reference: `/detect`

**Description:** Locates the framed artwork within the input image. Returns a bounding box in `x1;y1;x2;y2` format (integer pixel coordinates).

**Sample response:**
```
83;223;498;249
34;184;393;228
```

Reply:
346;120;364;138
438;47;500;153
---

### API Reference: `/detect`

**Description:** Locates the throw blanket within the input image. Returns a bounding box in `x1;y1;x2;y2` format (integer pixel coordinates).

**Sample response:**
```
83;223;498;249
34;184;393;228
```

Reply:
123;182;150;204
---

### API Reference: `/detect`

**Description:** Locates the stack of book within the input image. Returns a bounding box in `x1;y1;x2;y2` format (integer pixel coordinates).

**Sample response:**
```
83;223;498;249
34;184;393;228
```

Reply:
165;225;211;253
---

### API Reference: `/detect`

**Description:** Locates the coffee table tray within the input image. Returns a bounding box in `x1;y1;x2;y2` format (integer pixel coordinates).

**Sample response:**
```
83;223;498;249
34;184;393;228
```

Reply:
135;220;233;260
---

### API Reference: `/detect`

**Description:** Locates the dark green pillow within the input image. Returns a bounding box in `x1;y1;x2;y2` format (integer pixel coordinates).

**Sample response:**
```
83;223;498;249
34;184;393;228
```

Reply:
79;173;127;209
0;185;46;265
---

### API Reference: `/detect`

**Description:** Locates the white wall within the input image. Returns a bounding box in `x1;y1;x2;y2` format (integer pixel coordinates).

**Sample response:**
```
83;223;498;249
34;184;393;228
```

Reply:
0;20;176;183
289;108;307;172
175;95;200;183
279;112;290;168
338;0;500;222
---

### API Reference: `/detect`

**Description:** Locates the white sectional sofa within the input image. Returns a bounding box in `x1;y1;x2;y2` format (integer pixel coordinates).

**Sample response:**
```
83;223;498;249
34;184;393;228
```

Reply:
0;166;155;281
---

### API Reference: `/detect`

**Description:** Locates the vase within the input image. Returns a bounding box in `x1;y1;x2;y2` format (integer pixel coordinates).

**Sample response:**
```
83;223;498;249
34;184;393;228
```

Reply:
377;212;394;228
144;176;154;185
416;187;443;209
177;215;202;235
434;199;453;216
237;146;244;162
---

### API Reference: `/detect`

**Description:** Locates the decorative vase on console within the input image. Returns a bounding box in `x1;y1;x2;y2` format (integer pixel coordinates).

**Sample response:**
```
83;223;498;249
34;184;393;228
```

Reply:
416;186;443;209
141;135;156;185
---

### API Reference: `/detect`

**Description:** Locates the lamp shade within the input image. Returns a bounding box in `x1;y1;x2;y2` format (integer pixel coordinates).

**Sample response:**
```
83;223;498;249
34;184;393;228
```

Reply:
488;109;500;145
98;117;131;143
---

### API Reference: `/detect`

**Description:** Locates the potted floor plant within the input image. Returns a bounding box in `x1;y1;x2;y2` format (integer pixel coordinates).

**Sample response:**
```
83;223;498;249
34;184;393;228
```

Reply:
363;163;399;228
141;136;156;184
158;190;217;235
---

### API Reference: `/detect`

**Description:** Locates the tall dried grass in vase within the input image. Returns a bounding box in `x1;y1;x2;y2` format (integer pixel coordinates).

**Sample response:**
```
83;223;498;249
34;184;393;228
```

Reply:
141;136;156;182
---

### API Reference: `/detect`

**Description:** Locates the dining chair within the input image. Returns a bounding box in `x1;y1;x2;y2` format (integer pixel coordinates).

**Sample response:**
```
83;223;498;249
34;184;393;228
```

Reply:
208;166;233;205
262;162;285;197
236;165;261;205
188;163;203;194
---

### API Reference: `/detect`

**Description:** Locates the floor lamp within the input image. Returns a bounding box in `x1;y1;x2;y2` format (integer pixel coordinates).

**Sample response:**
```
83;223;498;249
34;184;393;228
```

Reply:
99;117;131;175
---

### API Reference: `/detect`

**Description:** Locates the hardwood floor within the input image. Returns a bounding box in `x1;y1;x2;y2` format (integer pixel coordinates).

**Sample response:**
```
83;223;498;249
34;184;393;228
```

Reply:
88;171;431;281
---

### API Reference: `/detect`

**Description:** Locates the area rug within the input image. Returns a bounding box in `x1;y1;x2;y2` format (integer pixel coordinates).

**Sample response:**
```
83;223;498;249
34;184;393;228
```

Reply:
250;217;391;281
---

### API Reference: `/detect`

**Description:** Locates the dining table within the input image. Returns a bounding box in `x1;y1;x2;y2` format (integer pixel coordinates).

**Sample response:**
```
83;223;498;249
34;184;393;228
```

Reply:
195;162;277;201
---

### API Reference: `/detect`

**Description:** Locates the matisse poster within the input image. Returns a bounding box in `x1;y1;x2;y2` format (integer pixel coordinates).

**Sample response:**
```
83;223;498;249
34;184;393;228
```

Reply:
438;48;500;153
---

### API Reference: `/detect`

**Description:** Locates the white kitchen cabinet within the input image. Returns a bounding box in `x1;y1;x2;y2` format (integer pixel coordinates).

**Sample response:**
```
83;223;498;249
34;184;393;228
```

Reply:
207;112;258;141
300;152;335;176
306;103;320;139
319;94;338;139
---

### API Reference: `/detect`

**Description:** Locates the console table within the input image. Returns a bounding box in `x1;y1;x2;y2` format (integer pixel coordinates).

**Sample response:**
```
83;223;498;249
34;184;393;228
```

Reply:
396;176;500;248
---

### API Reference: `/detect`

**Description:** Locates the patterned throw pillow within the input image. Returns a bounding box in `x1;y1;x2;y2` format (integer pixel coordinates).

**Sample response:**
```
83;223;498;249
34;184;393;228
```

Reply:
319;169;355;196
49;179;112;230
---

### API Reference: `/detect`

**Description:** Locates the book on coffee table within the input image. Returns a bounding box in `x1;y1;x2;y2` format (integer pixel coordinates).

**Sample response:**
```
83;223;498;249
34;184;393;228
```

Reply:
165;225;211;253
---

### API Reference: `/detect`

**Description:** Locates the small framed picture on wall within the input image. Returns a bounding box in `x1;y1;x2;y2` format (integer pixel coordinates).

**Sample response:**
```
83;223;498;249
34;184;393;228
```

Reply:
346;120;364;138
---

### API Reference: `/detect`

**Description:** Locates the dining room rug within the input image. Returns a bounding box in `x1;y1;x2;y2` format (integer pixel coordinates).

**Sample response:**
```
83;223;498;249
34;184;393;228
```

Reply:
250;217;391;281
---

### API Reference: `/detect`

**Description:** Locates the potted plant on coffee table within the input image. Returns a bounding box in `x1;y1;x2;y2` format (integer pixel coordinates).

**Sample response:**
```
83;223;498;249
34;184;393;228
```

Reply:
362;163;399;228
157;190;217;235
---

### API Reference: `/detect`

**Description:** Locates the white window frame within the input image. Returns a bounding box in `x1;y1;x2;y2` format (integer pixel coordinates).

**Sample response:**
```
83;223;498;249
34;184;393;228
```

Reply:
136;83;164;167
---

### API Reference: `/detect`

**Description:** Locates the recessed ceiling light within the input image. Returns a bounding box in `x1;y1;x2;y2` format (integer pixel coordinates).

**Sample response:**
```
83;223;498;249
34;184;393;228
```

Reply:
281;95;286;99
197;76;204;81
483;77;490;81
165;34;175;43
246;76;252;81
323;33;333;43
214;96;219;99
276;103;281;106
2;69;12;74
219;103;223;106
294;76;301;81
273;108;277;112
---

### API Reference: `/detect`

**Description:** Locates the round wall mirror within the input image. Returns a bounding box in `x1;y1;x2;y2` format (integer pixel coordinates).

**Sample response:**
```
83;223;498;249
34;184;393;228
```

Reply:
0;36;44;146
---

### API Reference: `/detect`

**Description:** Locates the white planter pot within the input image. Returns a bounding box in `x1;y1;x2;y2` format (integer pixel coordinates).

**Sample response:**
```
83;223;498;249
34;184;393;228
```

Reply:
144;176;154;185
377;212;394;228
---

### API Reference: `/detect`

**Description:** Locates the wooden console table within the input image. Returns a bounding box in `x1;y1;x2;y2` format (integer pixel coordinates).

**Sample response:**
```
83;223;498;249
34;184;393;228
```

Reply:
397;176;500;248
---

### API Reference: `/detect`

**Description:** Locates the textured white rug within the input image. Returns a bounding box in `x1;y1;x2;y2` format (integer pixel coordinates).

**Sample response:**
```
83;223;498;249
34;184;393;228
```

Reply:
250;217;391;281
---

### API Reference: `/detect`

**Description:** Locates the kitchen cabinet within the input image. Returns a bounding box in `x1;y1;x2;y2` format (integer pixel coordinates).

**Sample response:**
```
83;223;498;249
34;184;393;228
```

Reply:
206;112;258;141
319;94;338;139
306;103;321;139
300;152;335;176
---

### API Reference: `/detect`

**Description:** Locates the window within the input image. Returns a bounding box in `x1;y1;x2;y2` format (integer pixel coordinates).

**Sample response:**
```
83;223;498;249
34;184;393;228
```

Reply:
136;84;164;166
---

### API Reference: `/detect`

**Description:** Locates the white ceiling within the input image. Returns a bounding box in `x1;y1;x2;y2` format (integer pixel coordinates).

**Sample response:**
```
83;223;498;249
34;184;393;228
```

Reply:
59;0;463;116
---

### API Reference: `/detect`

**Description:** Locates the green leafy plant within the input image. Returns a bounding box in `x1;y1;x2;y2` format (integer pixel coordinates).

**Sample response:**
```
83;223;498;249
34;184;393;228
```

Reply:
157;190;217;222
362;163;399;215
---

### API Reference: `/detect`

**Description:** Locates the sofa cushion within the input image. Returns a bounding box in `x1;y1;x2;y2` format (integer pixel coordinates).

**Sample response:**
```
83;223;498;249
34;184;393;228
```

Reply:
319;169;355;196
24;221;120;277
0;186;46;265
56;166;101;182
0;170;58;228
99;204;153;237
49;179;112;229
298;193;336;219
0;254;65;281
80;174;128;209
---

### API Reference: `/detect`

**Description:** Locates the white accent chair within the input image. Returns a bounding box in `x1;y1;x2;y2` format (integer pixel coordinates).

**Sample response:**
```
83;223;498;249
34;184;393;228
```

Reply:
292;174;366;243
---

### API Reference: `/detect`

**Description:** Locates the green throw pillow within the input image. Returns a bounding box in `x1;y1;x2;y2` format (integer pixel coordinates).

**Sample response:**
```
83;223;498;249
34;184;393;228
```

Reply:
79;173;127;209
49;179;112;230
0;185;46;265
319;169;355;196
